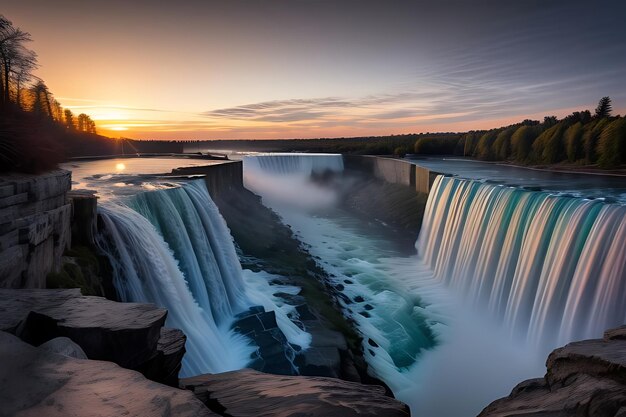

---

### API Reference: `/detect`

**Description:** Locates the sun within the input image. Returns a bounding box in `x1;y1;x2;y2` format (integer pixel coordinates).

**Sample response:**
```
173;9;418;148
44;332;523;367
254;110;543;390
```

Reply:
115;163;126;171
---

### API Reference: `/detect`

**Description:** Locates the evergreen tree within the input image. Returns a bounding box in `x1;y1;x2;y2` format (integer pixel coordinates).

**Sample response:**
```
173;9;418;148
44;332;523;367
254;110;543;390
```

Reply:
595;96;612;119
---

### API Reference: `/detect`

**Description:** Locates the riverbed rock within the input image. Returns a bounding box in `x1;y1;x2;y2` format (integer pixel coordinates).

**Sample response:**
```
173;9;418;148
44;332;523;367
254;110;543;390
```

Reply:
0;331;216;417
180;368;411;417
479;327;626;417
232;307;297;375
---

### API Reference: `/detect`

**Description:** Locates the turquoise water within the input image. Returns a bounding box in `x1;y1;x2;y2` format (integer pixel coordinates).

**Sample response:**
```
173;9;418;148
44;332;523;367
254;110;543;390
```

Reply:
244;153;626;416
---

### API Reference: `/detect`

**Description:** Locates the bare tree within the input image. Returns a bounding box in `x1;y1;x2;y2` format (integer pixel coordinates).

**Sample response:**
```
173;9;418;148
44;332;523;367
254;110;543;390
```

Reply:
0;15;34;106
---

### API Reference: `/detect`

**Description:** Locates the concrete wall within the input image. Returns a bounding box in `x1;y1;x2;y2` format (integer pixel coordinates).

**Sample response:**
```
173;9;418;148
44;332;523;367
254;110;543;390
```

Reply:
0;170;72;288
343;155;432;193
168;160;243;197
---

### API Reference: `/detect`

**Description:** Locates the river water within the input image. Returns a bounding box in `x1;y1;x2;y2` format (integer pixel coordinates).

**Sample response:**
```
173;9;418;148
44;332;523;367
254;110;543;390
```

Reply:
63;154;625;417
407;156;626;203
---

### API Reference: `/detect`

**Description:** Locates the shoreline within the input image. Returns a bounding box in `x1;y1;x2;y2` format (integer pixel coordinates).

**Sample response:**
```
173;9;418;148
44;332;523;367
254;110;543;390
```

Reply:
406;156;626;178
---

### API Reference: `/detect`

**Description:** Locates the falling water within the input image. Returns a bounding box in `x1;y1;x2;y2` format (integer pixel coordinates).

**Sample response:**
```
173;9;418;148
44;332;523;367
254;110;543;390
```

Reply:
97;179;310;376
417;175;626;346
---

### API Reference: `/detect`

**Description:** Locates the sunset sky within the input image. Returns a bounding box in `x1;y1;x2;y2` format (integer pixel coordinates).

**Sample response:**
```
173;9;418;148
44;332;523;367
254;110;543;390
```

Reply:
3;0;626;140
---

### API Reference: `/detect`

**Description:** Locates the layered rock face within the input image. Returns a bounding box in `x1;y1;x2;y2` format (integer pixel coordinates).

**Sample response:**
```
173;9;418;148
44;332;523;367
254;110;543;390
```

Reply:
479;326;626;417
181;368;411;417
0;331;216;417
0;170;72;288
0;288;411;417
0;288;185;386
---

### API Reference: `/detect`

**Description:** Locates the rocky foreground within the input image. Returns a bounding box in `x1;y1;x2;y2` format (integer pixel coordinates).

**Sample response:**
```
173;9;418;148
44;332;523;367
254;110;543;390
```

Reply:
0;288;409;417
479;326;626;417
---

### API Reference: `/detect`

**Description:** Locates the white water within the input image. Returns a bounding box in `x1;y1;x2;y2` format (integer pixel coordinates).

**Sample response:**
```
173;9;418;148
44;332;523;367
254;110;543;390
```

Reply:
243;153;626;416
418;176;626;348
97;179;310;376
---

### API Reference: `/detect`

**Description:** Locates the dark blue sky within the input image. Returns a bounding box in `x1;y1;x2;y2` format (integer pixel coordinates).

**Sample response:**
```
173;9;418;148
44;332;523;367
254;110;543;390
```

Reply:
3;0;626;138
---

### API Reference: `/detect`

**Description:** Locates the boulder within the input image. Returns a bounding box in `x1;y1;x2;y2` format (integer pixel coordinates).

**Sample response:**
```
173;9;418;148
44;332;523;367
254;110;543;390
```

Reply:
479;327;626;417
180;368;411;417
0;289;167;369
0;331;216;417
18;295;167;369
38;336;87;359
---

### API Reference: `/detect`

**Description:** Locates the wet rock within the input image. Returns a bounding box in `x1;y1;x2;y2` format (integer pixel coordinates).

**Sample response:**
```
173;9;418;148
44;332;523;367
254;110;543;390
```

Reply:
181;368;410;417
0;331;215;417
295;304;317;320
232;308;297;376
354;295;365;303
295;328;349;378
296;346;342;377
479;326;626;417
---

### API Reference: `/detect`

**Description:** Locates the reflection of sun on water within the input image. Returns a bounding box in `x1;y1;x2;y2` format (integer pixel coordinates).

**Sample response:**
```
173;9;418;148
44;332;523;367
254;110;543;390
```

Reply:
115;163;126;171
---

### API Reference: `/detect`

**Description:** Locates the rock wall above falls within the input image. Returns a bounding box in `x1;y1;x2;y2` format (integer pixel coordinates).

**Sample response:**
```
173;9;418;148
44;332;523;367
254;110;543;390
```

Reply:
479;326;626;417
0;169;72;288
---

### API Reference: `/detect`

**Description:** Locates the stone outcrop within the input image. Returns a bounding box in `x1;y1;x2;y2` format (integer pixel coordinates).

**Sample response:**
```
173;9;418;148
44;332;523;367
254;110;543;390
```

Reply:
232;306;298;376
0;288;184;385
181;368;411;417
0;170;72;288
479;326;626;417
138;327;187;387
0;331;216;417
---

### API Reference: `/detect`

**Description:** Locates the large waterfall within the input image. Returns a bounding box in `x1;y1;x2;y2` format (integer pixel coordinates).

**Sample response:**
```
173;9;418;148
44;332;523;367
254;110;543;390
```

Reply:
97;179;309;376
417;175;626;346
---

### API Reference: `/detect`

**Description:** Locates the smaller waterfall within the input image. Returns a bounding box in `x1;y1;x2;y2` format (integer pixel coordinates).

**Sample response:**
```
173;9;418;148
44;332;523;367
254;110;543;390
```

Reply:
98;203;253;376
417;175;626;347
97;179;310;376
244;154;344;210
244;153;344;176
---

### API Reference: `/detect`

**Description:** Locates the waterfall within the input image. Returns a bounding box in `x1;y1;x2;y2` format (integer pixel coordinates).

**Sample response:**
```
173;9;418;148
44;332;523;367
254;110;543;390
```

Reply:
97;179;310;376
244;153;344;176
417;175;626;347
244;154;344;210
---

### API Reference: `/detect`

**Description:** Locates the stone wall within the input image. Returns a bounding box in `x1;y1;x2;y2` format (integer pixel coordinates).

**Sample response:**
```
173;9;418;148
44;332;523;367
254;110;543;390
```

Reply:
169;160;243;197
342;155;432;193
0;170;72;288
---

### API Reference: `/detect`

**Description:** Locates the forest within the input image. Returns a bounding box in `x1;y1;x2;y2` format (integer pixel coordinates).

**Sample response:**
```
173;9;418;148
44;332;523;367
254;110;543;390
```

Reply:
414;97;626;169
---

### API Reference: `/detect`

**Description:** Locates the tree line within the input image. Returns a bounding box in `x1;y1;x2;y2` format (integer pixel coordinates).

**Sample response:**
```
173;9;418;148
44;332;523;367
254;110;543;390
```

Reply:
0;15;96;133
414;97;626;169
